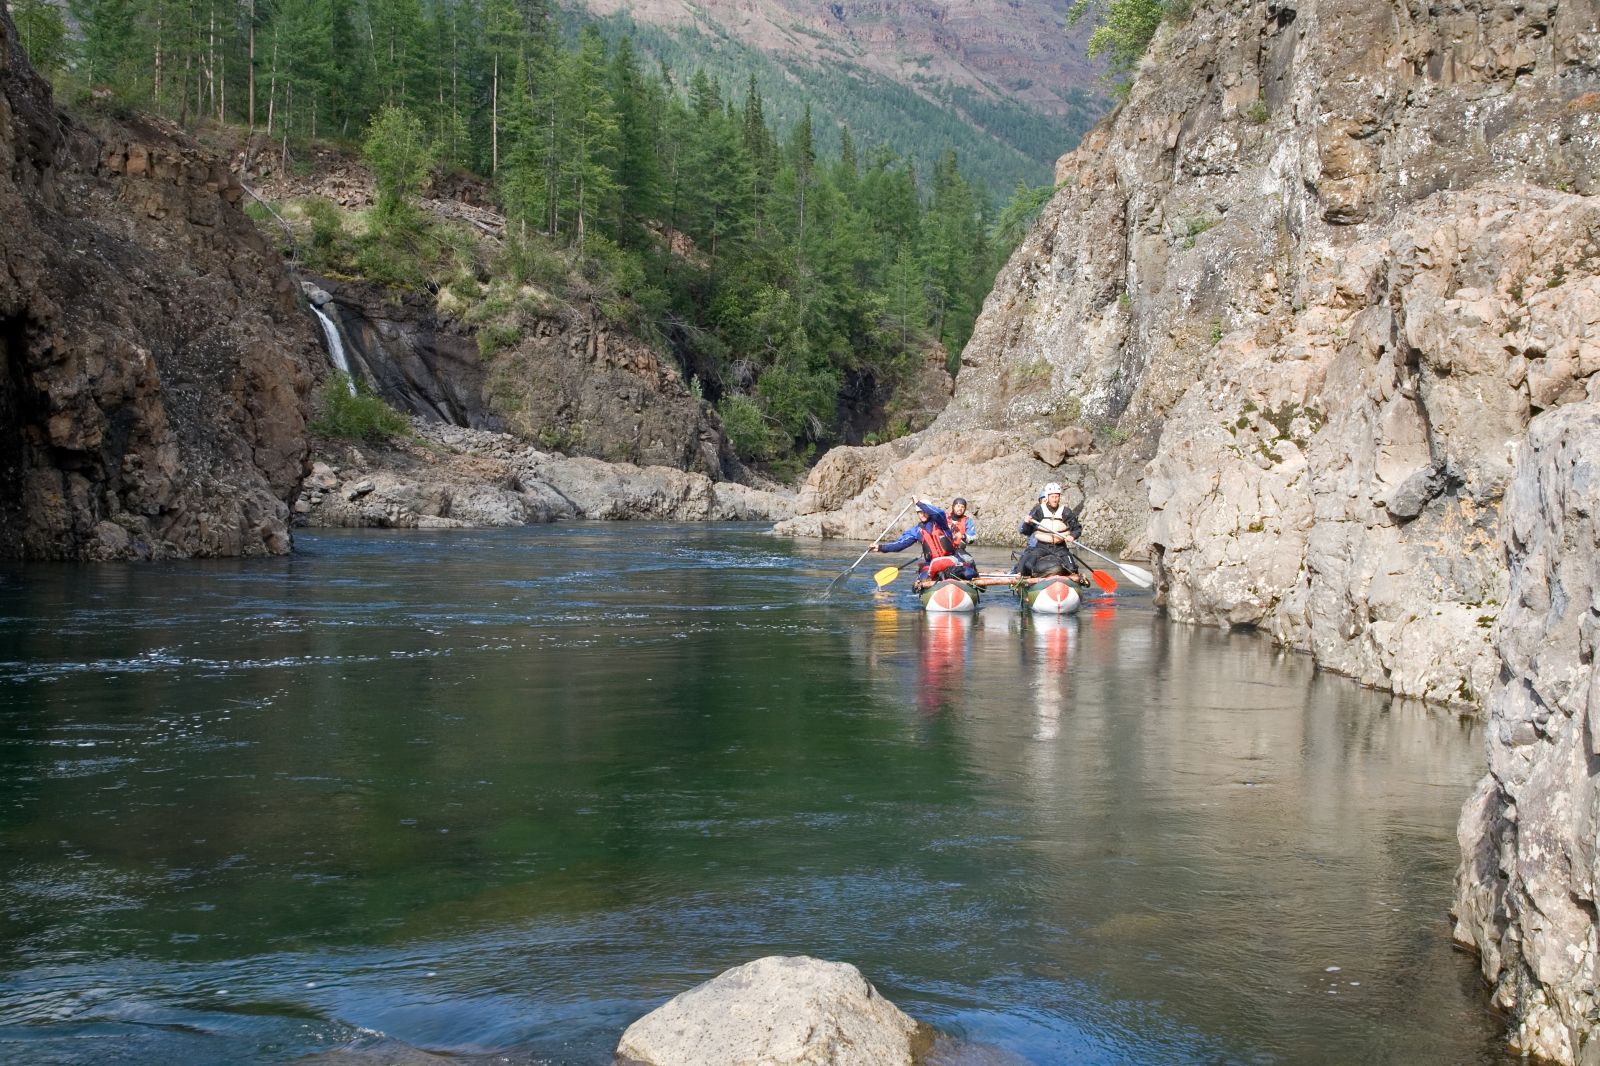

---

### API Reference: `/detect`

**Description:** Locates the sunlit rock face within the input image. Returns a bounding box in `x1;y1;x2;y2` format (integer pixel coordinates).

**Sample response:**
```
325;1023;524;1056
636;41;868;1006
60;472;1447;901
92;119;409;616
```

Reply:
1453;401;1600;1066
783;0;1600;708
0;5;318;560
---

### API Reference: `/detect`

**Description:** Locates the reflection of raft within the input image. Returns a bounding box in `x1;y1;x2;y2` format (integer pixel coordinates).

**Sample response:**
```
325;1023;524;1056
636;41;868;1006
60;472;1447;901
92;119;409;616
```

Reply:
973;573;1085;616
916;578;981;613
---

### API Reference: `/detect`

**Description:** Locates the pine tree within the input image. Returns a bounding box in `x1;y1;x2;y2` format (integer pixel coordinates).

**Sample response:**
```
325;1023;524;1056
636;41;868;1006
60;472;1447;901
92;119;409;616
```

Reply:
13;0;70;78
555;29;621;249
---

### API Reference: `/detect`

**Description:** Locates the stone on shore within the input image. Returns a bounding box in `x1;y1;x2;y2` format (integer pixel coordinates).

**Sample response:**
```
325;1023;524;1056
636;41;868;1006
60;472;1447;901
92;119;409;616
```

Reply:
615;956;931;1066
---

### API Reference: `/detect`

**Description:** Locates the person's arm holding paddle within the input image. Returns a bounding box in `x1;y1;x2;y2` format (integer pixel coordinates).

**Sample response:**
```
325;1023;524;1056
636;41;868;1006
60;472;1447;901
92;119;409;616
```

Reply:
869;496;925;555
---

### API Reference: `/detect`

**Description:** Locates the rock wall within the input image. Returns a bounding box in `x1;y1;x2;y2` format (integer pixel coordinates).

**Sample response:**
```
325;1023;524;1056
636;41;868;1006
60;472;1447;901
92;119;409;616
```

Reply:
318;278;730;479
780;0;1600;1053
0;3;317;560
1453;400;1600;1065
784;0;1600;707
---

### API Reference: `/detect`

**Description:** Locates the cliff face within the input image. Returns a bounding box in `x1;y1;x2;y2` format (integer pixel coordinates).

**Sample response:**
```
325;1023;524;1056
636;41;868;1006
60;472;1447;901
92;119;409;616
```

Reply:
1454;401;1600;1064
779;0;1600;1054
785;0;1599;703
0;4;318;560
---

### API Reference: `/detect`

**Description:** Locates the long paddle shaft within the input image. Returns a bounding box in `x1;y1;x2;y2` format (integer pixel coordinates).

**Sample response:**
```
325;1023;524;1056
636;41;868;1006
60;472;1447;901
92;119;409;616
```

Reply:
1074;544;1155;589
827;499;917;594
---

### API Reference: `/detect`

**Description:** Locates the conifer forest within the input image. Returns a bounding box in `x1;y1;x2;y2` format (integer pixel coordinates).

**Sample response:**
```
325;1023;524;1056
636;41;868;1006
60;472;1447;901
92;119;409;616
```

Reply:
16;0;1072;468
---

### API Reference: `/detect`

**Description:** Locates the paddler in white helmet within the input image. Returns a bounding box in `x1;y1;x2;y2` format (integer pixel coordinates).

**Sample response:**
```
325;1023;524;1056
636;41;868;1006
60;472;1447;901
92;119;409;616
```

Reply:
1016;482;1085;582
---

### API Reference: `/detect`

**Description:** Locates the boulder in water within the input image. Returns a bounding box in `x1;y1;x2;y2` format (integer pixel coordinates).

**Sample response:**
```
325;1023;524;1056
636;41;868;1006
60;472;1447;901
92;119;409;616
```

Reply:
615;956;932;1066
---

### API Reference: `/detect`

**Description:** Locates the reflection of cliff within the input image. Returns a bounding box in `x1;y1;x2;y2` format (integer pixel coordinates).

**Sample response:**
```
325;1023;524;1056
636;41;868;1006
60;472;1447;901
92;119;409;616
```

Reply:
0;8;317;561
939;616;1495;1061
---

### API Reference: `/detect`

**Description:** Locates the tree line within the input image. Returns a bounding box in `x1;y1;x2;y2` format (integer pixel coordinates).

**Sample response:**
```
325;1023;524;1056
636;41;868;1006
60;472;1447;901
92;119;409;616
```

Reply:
15;0;1061;469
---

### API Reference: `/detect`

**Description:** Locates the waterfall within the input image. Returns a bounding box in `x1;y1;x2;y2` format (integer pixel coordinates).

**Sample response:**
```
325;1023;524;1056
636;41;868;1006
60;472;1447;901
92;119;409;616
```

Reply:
310;304;358;397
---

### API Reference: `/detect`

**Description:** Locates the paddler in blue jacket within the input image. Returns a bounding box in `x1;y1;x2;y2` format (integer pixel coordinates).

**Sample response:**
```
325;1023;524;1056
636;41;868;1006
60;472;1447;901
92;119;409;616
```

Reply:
869;498;979;583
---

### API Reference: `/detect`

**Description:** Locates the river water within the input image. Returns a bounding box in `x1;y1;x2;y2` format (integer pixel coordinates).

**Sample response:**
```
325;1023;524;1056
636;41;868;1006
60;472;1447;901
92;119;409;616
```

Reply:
0;525;1510;1065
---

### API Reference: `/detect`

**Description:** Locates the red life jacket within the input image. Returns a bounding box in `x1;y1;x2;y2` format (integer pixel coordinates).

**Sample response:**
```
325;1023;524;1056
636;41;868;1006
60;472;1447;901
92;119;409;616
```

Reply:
917;521;956;563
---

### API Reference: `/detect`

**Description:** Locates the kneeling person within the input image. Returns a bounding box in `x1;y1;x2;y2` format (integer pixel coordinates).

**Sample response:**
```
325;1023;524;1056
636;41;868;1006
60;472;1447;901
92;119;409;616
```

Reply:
870;498;979;584
1016;483;1086;584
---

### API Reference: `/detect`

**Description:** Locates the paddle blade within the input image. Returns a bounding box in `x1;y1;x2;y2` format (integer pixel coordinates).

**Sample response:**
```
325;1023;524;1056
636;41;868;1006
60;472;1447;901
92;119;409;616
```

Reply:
1089;568;1118;593
1117;562;1154;588
873;565;902;587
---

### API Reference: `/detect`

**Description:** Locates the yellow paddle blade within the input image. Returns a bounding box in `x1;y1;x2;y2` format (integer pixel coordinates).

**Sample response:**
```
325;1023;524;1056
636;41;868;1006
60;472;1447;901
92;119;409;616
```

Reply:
873;564;903;587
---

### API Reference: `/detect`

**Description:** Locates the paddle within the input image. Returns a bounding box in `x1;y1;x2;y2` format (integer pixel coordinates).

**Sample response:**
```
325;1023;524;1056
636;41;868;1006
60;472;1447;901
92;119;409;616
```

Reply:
1081;562;1118;593
1074;544;1155;589
826;499;917;596
873;557;919;587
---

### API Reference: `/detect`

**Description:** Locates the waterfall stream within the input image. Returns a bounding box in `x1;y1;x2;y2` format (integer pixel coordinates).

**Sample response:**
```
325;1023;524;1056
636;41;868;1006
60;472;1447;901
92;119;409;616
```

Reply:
310;304;359;396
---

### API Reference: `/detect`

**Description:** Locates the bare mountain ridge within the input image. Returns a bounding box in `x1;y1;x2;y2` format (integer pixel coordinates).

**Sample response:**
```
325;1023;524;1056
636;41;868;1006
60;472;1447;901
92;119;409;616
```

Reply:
575;0;1093;114
567;0;1101;191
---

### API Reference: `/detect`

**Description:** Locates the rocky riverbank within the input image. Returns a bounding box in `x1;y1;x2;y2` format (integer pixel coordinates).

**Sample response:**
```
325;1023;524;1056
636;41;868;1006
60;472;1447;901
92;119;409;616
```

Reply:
298;420;793;529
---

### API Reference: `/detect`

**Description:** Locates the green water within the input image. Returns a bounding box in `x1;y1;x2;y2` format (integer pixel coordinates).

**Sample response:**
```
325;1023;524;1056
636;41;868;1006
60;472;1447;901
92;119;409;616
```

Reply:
0;525;1510;1064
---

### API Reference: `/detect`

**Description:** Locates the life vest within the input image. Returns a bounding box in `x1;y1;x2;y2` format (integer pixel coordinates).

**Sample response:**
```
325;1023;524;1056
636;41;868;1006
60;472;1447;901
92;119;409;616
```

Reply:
950;516;969;548
917;521;957;564
1034;502;1072;544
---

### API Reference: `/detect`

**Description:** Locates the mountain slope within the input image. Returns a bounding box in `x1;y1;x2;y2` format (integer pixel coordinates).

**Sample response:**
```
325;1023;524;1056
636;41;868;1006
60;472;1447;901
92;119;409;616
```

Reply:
564;0;1105;194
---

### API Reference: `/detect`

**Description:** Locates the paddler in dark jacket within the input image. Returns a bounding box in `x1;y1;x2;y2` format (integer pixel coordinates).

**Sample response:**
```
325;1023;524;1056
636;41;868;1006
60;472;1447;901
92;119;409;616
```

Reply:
870;498;979;582
1016;482;1085;582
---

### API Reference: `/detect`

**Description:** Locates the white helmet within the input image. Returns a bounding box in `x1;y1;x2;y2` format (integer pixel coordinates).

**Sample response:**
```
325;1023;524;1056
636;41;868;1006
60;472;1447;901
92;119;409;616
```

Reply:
1042;482;1062;496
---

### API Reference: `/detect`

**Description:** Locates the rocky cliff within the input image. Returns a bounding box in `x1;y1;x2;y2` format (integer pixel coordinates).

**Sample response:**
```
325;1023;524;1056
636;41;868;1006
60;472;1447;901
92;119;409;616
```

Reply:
0;3;318;560
780;0;1600;1054
313;278;729;477
1453;400;1599;1065
782;0;1600;702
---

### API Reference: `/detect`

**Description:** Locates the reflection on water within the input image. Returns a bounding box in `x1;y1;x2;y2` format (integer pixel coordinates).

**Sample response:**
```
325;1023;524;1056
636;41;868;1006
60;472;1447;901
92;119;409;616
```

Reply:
0;526;1509;1065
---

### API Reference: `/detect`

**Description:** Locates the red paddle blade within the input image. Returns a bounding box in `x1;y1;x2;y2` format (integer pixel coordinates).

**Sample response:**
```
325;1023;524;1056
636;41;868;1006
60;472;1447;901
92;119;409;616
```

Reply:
1089;568;1118;593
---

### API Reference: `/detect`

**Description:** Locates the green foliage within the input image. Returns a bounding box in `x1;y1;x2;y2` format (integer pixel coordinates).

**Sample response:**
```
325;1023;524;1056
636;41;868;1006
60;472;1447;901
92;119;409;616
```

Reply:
993;180;1060;249
363;106;434;221
1182;213;1218;249
312;374;410;441
300;198;351;270
12;0;69;78
476;320;522;357
1244;98;1270;125
717;393;779;461
1067;0;1175;81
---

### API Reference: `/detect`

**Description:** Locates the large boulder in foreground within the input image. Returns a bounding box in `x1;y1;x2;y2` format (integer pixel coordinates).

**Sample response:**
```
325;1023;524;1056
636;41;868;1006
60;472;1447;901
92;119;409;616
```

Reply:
616;956;932;1066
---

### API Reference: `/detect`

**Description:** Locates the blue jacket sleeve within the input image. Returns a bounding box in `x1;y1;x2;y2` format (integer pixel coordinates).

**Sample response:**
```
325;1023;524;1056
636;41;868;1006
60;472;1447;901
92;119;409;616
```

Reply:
878;526;921;553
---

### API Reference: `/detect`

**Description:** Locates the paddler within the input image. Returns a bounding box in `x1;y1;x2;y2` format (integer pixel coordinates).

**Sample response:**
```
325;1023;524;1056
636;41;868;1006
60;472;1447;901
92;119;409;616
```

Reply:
948;497;975;548
869;497;978;584
1016;483;1086;583
948;496;978;573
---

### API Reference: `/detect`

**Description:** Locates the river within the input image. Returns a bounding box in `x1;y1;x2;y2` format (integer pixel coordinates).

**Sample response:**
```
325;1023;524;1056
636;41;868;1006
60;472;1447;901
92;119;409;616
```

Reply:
0;525;1510;1064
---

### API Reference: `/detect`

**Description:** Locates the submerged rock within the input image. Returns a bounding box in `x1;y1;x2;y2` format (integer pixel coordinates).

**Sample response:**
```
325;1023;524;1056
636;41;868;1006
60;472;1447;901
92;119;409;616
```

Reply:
615;956;933;1066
